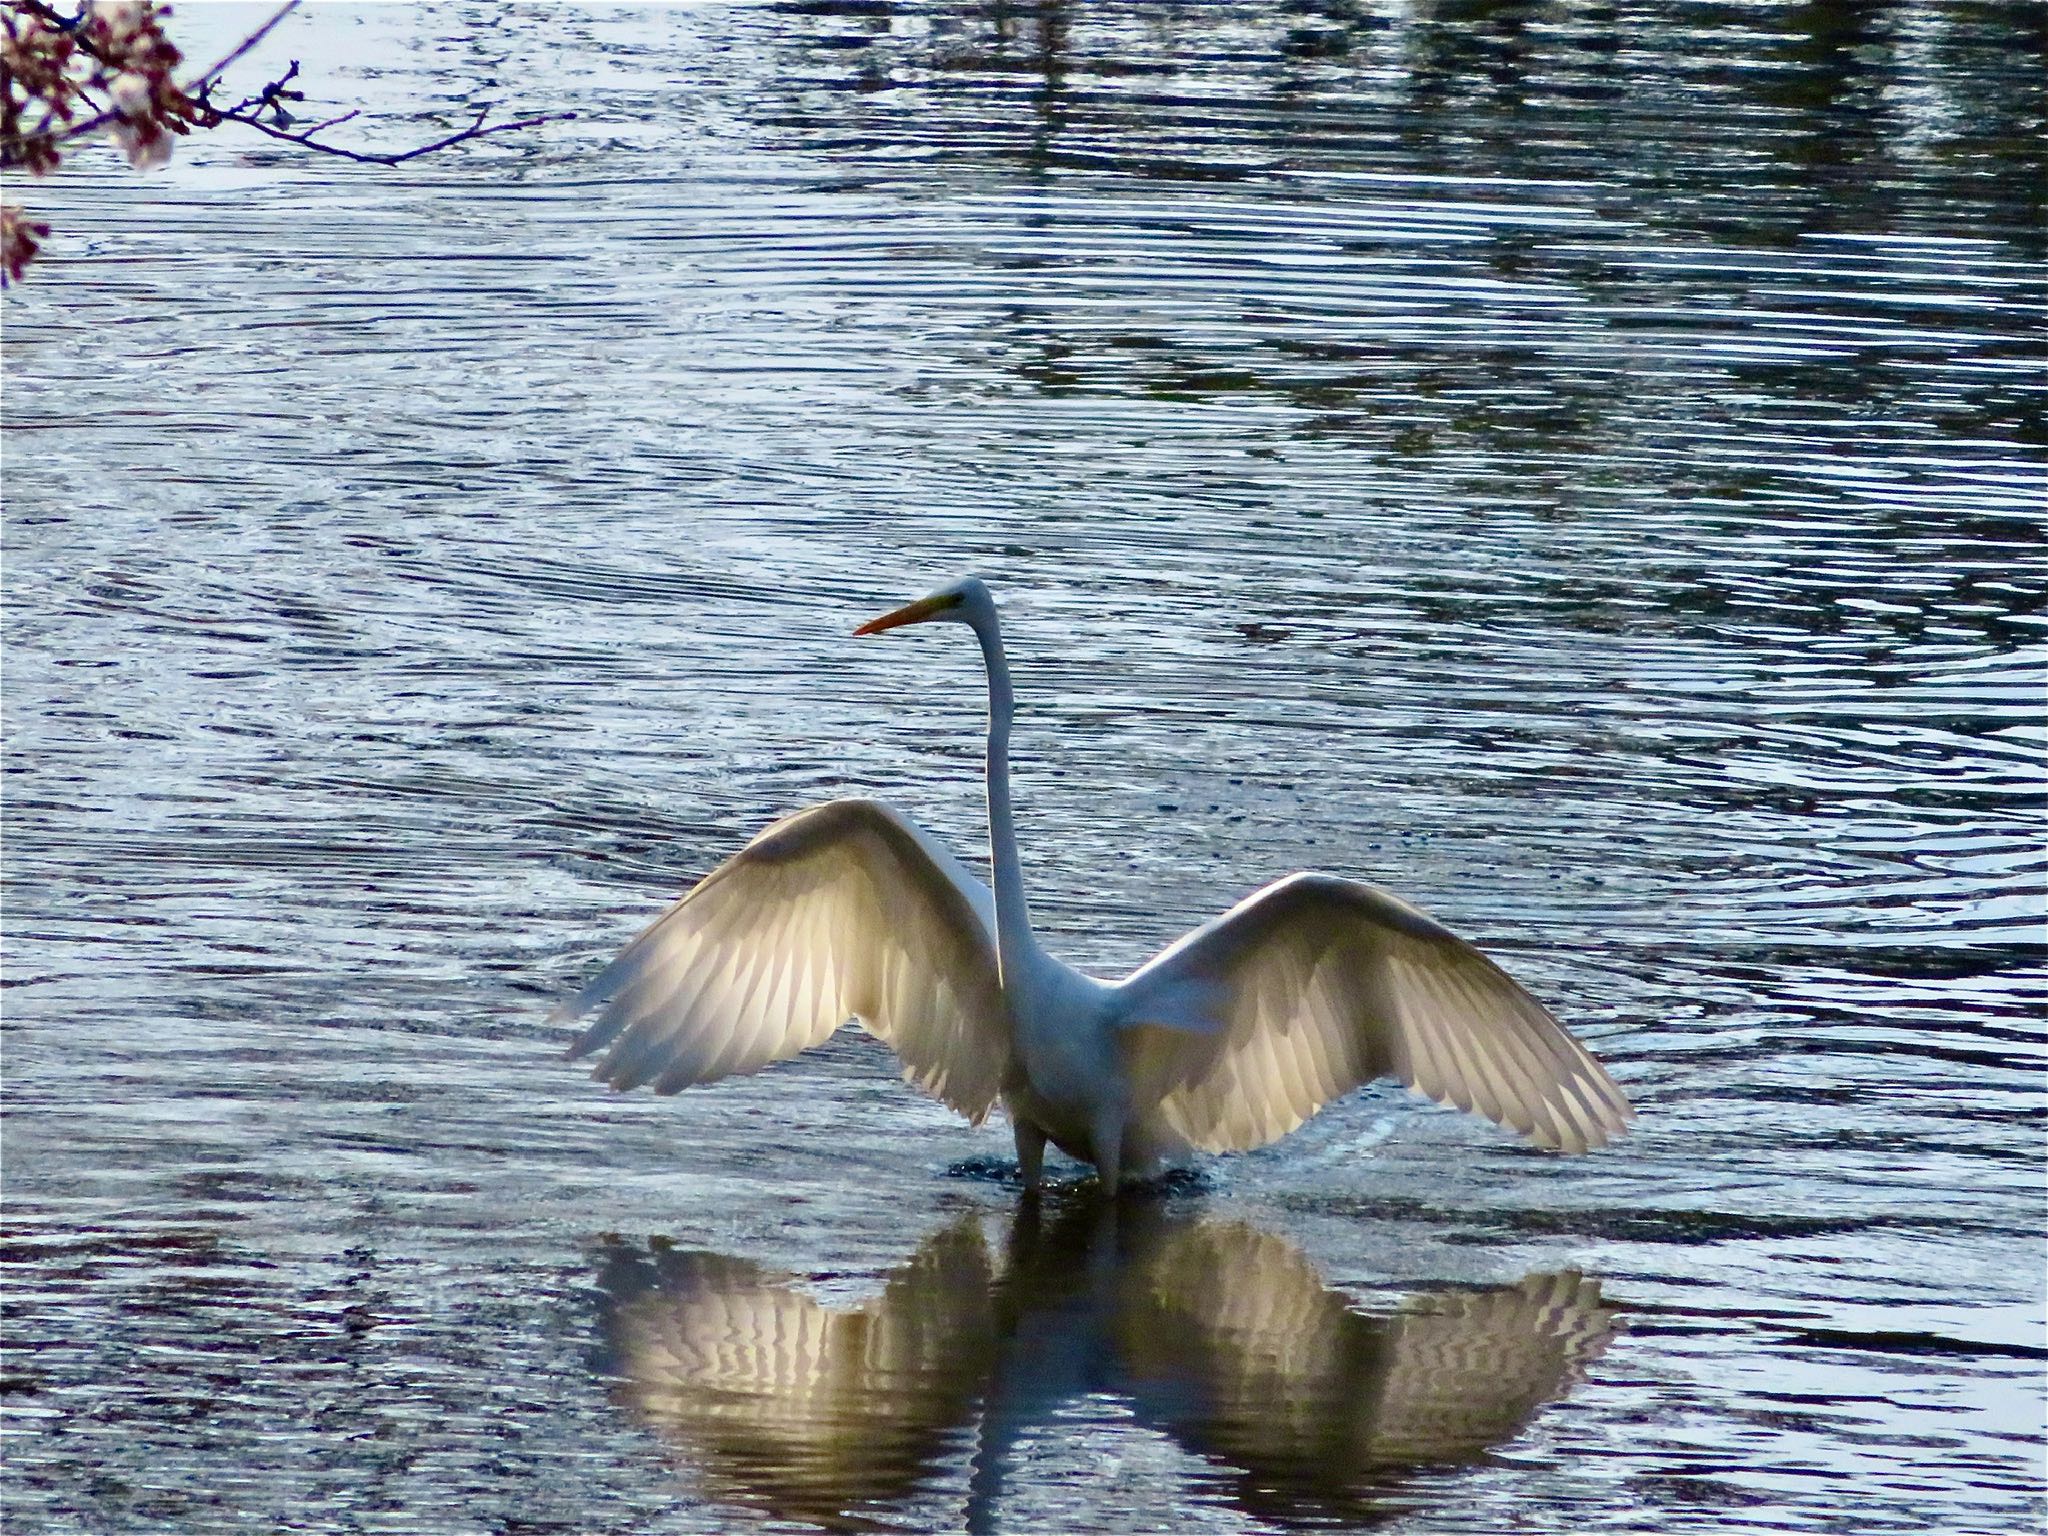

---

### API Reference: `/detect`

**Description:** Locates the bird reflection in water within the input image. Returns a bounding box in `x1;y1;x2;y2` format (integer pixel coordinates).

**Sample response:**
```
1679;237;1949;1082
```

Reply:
590;1202;1619;1531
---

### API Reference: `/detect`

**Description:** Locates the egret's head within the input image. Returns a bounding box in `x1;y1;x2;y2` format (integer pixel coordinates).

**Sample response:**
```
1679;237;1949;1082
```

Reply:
854;576;994;637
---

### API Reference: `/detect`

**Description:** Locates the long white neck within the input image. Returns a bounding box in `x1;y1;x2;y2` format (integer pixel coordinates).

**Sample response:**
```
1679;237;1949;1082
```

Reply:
969;611;1035;986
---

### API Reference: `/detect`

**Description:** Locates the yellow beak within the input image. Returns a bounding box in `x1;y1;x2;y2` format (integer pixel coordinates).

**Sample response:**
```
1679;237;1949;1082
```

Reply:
854;592;958;636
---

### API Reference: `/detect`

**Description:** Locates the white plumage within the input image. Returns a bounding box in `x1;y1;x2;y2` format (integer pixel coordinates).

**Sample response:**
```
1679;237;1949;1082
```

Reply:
557;577;1633;1189
558;800;1008;1121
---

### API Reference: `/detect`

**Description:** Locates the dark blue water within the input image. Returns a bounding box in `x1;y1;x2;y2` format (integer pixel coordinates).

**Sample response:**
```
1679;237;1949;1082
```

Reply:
4;3;2043;1532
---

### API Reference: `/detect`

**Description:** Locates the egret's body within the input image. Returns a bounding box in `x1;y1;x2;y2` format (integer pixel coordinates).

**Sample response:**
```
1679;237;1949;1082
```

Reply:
556;578;1633;1191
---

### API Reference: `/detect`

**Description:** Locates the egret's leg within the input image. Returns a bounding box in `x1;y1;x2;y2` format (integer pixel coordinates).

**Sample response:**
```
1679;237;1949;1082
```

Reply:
1091;1115;1123;1199
1013;1118;1046;1195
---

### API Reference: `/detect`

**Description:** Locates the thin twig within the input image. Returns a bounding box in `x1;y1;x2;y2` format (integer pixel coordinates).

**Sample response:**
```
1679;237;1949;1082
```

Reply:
3;0;567;175
210;58;300;121
12;0;74;31
299;107;359;136
28;0;302;152
209;105;575;165
185;0;301;96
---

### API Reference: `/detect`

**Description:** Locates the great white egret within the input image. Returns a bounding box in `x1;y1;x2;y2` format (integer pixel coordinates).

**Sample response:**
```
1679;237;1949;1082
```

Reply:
556;577;1633;1191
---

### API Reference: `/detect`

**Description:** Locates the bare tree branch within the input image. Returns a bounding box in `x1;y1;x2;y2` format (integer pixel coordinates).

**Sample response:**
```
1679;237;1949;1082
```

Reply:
2;0;569;283
204;58;300;125
184;0;299;96
299;107;357;136
206;101;576;166
5;1;566;171
22;0;301;156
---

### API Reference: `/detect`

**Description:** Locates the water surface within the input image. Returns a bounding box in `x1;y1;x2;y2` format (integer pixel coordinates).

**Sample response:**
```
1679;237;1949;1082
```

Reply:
3;3;2043;1533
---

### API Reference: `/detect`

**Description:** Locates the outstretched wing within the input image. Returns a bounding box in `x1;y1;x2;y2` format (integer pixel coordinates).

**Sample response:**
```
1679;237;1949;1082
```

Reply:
1116;873;1632;1154
555;798;1010;1122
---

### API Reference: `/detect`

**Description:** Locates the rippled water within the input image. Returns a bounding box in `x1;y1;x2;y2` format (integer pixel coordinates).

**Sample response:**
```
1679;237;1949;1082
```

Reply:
4;3;2043;1533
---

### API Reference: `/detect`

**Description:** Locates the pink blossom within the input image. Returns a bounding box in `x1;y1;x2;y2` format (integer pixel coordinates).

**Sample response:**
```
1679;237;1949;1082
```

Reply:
110;116;172;169
108;70;152;118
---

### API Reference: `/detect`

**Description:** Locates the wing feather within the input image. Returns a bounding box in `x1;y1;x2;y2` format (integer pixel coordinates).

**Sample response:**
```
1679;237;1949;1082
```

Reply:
556;799;1009;1122
1119;872;1632;1154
